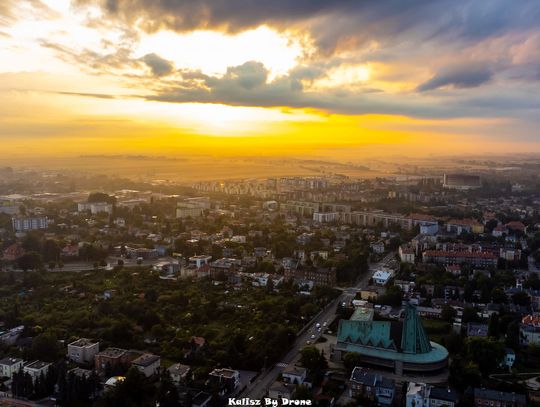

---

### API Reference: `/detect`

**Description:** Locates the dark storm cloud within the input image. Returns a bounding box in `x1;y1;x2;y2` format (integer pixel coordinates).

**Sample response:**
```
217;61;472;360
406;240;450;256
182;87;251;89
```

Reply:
73;0;540;53
140;53;174;77
417;65;493;92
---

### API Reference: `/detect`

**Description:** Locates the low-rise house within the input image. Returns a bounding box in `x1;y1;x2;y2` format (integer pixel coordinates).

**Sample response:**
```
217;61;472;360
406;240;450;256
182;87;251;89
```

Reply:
131;353;160;377
282;365;307;386
95;348;131;375
406;382;459;407
2;243;25;261
473;388;526;407
370;242;385;254
467;323;489;338
399;245;416;264
0;357;23;378
501;348;516;369
349;367;394;406
183;336;206;359
24;361;51;382
208;368;240;393
372;269;393;285
268;381;294;400
168;363;190;383
67;338;100;365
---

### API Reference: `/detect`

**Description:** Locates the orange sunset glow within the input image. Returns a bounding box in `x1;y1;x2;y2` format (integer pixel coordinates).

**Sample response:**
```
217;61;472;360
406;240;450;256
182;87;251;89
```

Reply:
1;0;540;163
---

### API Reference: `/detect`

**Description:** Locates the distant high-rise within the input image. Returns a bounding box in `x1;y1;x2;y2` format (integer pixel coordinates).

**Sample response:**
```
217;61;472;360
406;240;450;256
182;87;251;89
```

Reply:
443;173;481;190
12;216;48;232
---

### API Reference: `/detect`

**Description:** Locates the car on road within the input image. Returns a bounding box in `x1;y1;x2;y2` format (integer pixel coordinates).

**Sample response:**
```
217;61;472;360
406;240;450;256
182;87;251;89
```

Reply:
323;321;327;326
310;334;316;339
315;323;321;328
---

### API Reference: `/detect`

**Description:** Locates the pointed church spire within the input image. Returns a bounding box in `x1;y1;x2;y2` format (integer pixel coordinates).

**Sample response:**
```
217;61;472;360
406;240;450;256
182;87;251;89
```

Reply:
401;303;431;354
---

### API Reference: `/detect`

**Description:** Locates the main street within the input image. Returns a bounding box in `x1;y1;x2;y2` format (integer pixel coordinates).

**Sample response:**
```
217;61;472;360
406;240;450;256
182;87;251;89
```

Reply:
240;252;396;400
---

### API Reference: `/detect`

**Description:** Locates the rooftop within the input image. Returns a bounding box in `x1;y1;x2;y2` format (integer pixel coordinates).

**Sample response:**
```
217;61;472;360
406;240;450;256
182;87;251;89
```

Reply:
0;357;22;366
132;353;160;367
97;347;127;358
25;360;50;370
69;338;98;347
474;388;526;403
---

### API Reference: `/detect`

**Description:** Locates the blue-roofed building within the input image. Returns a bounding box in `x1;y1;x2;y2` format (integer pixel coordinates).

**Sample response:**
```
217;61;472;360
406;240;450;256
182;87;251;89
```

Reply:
334;304;448;374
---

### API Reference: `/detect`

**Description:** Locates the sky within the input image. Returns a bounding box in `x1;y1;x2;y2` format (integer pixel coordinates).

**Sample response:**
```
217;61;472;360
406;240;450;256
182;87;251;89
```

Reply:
1;0;540;160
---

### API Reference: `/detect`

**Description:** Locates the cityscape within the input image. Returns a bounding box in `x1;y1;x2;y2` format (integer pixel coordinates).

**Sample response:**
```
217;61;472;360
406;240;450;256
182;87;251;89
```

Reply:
1;1;540;407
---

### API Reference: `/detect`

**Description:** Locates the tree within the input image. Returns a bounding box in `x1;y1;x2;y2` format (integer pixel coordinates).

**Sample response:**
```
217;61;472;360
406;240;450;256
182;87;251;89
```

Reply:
30;332;63;362
87;192;116;204
491;288;508;304
465;337;505;377
154;370;180;407
512;291;530;306
488;313;500;338
17;252;43;271
300;346;327;372
343;352;363;374
441;305;457;322
292;385;312;401
462;306;480;323
22;233;42;252
42;239;60;263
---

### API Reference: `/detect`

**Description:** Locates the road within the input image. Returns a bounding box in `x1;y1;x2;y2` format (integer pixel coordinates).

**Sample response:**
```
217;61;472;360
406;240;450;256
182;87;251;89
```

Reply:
240;252;396;399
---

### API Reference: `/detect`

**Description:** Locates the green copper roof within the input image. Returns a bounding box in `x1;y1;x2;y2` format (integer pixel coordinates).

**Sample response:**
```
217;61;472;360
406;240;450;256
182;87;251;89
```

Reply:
401;303;431;354
337;320;397;350
336;341;448;364
350;307;374;322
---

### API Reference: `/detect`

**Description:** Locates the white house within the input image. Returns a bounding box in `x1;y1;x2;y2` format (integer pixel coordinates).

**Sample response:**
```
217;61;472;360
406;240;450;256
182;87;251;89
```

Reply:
399;245;416;264
0;357;23;378
67;338;99;364
372;269;393;285
282;365;307;386
24;361;51;382
131;354;160;377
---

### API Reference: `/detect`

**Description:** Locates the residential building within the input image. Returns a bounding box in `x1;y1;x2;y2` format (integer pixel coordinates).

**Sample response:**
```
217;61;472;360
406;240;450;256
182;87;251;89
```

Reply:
467;323;489;338
12;216;48;232
67;338;100;365
501;348;515;369
372;269;393;285
422;250;497;268
77;202;113;215
473;388;526;407
313;212;339;223
189;255;212;268
0;357;23;378
168;363;190;383
399;245;416;263
443;173;481;190
349;367;395;406
23;361;51;382
94;348;131;374
371;241;385;254
406;382;459;407
268;381;294;400
282;365;307;386
208;368;240;393
2;243;25;261
176;202;204;219
131;353;160;377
